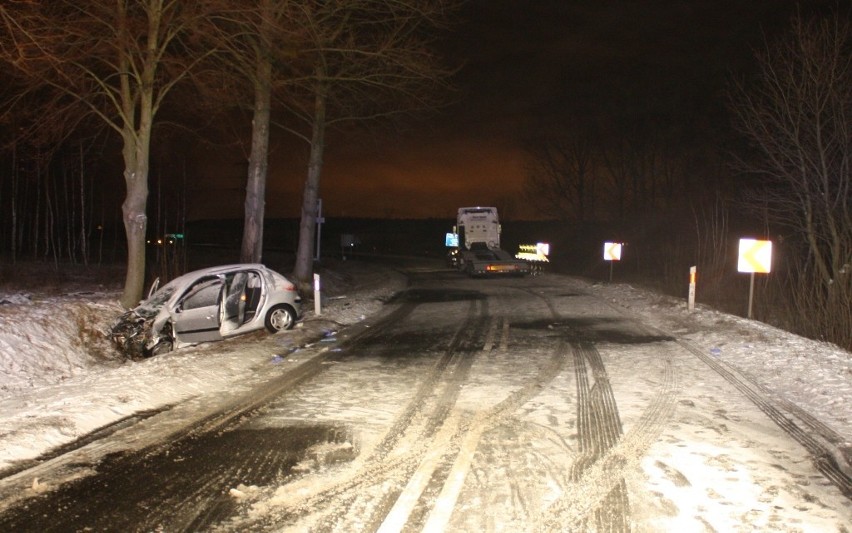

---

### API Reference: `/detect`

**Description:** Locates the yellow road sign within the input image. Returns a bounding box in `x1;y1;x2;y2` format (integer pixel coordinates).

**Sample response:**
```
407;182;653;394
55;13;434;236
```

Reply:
737;239;772;273
604;242;622;261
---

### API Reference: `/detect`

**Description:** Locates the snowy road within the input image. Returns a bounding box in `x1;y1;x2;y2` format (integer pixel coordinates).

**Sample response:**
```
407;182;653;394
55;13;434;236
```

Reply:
0;264;850;531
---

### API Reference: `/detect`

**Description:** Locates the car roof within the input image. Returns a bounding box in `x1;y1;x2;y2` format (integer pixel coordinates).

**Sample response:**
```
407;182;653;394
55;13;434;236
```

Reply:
158;264;274;293
185;263;269;277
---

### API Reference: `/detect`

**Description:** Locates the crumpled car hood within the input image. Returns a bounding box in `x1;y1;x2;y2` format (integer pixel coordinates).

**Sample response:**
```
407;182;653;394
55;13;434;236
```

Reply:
109;299;170;358
110;310;154;358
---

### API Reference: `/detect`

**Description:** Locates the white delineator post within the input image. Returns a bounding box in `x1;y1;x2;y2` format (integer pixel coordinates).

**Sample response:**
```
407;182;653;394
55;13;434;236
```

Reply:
688;266;696;311
313;273;321;316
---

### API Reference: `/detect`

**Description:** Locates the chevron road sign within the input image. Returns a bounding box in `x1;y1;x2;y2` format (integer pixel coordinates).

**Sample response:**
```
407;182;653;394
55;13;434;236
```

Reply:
737;239;772;273
737;238;773;319
603;242;622;261
603;242;623;282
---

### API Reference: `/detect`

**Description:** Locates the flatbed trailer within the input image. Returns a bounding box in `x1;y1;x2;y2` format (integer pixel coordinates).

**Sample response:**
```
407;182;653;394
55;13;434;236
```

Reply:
450;207;530;277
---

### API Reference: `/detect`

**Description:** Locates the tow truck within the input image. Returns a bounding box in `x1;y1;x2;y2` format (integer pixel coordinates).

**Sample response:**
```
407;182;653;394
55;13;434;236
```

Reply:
447;207;530;277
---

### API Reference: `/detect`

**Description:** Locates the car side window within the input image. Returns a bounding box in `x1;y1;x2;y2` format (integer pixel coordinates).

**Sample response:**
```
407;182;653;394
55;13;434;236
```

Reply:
180;277;223;310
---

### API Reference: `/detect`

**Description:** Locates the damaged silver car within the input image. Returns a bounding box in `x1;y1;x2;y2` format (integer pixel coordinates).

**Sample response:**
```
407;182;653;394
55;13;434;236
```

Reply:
110;264;301;357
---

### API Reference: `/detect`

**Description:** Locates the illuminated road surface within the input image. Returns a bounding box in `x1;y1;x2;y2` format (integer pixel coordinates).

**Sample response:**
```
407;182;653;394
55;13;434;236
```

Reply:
0;266;849;531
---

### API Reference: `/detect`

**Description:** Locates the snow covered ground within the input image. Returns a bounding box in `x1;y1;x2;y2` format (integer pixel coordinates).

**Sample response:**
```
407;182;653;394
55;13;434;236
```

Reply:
0;259;849;489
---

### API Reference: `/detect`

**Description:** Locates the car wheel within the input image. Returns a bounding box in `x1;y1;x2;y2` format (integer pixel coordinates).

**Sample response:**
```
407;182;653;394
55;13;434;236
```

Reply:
148;339;174;356
265;304;296;332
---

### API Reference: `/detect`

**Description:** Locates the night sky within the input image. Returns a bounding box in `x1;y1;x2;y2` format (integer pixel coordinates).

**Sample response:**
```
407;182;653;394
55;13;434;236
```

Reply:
189;0;839;222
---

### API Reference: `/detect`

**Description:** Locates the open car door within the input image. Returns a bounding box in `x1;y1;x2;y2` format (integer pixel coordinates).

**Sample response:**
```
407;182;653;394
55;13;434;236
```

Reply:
171;276;225;345
220;271;249;335
220;270;265;336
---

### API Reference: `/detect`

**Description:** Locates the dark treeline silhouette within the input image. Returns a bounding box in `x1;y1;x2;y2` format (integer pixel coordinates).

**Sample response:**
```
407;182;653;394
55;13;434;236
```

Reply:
1;6;849;351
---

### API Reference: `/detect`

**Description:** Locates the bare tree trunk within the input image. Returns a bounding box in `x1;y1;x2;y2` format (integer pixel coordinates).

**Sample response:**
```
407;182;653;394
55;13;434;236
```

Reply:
117;0;161;308
39;162;49;259
10;142;17;264
79;142;89;265
152;165;162;279
240;54;272;264
43;166;58;266
63;162;75;263
179;158;187;273
98;200;105;266
121;131;151;307
293;85;328;291
28;155;37;259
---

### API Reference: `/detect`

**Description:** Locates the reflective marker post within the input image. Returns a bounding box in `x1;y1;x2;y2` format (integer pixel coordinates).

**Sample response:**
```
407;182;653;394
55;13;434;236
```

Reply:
314;273;321;316
688;266;696;311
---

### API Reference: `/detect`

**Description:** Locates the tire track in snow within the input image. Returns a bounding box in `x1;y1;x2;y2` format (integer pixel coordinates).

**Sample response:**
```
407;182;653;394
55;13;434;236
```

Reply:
672;336;852;498
407;287;574;531
537;340;679;530
591;285;852;498
419;336;572;532
392;287;566;533
346;298;491;532
234;279;682;531
506;279;682;530
568;341;629;533
414;283;672;531
235;296;490;531
260;285;572;532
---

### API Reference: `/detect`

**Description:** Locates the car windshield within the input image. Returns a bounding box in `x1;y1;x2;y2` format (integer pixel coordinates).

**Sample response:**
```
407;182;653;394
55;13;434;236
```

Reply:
137;283;179;312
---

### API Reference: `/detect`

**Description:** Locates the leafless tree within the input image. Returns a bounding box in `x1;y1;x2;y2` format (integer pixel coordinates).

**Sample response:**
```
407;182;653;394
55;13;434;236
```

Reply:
199;1;304;264
195;1;456;284
276;0;457;291
524;131;598;221
731;12;851;347
599;124;676;221
1;1;210;307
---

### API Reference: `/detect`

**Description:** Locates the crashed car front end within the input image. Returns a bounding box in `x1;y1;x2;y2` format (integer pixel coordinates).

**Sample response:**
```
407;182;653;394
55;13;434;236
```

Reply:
109;286;176;358
109;264;302;358
110;309;155;358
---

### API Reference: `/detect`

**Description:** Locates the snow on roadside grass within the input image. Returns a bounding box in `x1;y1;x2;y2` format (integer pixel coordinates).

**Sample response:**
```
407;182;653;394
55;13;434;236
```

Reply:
586;280;852;441
0;294;124;393
0;261;406;472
